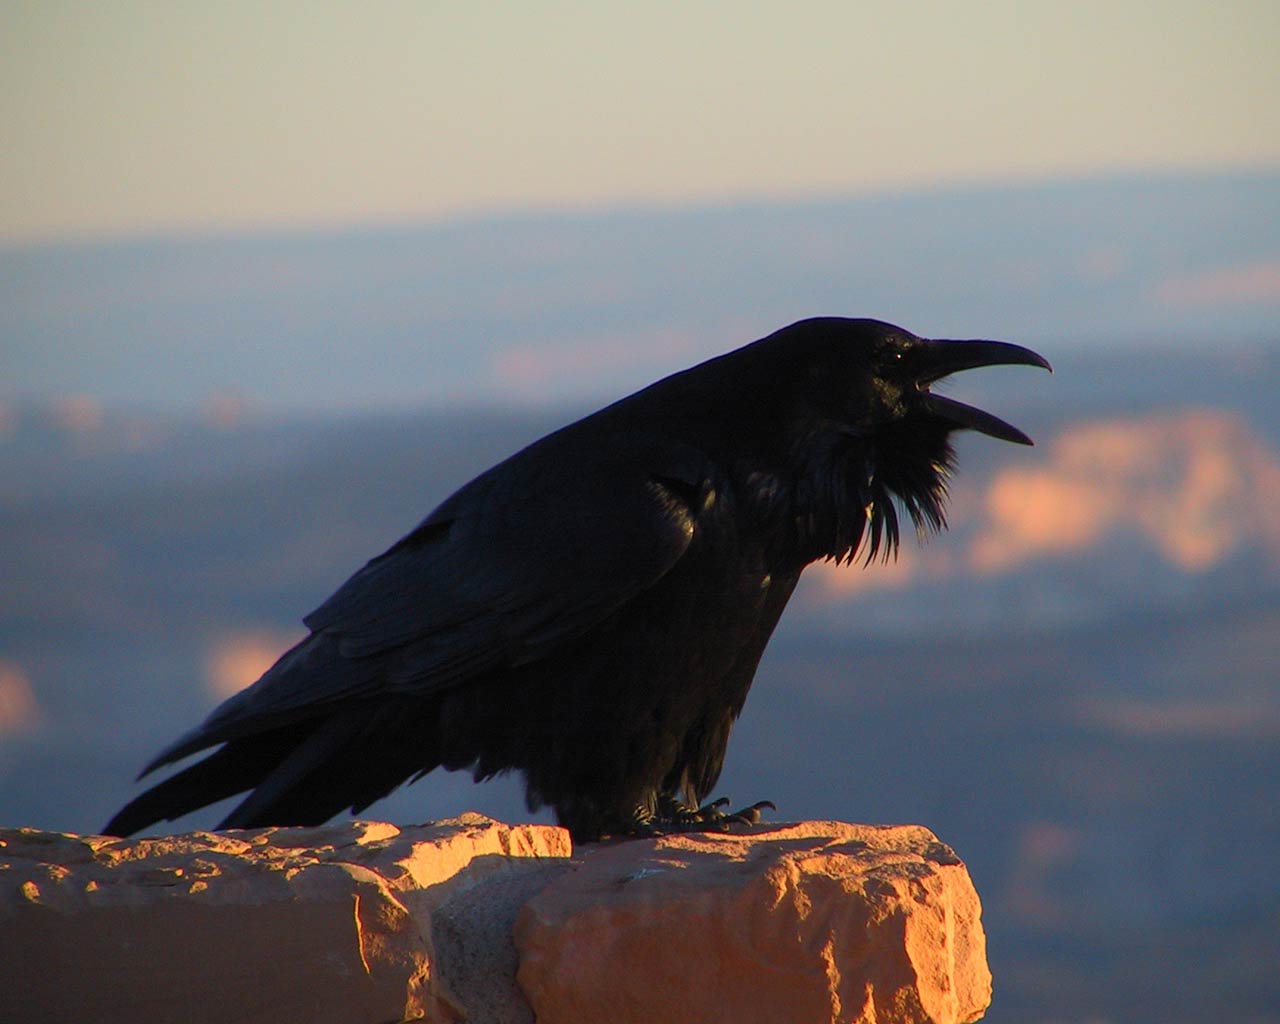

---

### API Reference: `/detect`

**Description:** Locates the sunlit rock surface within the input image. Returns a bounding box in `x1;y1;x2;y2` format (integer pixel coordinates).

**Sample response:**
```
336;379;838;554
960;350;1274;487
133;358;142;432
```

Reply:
517;821;990;1024
1;815;989;1024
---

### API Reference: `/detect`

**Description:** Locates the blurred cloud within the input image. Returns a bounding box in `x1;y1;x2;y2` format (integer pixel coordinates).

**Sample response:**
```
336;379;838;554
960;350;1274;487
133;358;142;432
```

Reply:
52;395;103;435
203;392;254;430
1078;697;1280;740
204;629;304;700
1002;820;1083;927
491;327;699;400
1076;245;1131;282
1151;259;1280;308
971;409;1280;573
808;408;1280;601
0;661;42;735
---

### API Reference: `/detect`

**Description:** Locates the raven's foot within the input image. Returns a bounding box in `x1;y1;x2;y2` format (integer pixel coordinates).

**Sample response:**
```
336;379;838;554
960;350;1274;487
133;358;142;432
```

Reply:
648;794;776;832
600;796;776;840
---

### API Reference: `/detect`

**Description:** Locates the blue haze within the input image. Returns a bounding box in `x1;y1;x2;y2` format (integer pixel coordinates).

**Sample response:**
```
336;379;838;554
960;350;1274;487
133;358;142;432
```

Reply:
2;171;1277;412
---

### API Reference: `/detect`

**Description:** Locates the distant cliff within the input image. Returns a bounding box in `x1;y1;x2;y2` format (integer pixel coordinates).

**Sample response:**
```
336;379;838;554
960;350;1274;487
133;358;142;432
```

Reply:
803;407;1280;629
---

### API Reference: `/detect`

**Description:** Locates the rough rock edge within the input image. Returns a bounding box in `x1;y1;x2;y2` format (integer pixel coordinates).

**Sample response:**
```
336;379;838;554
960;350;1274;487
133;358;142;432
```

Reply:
517;821;992;1024
0;815;989;1024
1;813;569;1024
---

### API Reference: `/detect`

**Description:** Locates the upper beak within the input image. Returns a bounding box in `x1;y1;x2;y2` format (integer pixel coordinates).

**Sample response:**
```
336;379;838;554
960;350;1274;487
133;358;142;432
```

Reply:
914;338;1052;446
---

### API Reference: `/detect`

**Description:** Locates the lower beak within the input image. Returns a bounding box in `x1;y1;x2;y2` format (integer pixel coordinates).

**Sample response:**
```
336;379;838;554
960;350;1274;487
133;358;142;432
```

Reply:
915;338;1052;446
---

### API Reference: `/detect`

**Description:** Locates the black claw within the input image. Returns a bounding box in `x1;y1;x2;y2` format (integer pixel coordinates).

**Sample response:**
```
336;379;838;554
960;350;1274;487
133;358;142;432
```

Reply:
615;795;777;837
698;797;731;817
722;800;776;825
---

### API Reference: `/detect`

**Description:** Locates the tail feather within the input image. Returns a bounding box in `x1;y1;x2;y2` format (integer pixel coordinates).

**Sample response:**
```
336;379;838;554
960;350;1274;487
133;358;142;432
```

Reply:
102;722;313;836
216;715;367;828
104;699;442;837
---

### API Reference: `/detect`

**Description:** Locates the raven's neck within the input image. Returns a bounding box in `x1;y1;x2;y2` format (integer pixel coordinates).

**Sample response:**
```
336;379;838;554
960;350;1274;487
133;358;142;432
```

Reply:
739;419;956;571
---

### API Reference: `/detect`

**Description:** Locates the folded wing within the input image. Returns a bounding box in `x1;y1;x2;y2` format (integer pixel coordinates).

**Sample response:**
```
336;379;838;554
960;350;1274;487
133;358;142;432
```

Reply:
141;431;712;775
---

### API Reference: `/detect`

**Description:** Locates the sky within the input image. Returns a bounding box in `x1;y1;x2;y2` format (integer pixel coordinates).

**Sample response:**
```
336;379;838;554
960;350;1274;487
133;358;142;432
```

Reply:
3;1;1278;242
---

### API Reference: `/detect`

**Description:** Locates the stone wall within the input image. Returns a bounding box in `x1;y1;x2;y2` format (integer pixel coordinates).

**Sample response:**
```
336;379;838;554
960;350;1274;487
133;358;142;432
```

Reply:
1;814;990;1023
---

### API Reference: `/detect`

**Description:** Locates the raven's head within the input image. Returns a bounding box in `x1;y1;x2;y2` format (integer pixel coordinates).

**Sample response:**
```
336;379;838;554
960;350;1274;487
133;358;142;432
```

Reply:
774;317;1051;564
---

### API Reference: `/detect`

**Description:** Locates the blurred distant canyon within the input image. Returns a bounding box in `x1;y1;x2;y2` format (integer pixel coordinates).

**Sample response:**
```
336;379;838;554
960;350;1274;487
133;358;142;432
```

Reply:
2;173;1279;1021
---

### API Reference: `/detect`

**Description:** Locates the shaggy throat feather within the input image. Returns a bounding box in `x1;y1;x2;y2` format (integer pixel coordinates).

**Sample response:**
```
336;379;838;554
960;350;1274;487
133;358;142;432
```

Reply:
791;429;957;568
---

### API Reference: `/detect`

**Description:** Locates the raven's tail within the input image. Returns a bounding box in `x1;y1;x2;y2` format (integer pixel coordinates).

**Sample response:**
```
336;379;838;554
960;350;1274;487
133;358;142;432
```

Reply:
102;699;439;837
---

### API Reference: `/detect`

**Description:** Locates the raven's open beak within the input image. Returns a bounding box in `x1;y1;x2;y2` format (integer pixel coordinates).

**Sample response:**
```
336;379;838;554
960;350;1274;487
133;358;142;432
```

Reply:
914;339;1052;446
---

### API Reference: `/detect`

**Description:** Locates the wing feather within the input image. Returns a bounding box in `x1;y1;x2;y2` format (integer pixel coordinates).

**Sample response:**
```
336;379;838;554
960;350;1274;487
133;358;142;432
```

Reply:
153;431;713;766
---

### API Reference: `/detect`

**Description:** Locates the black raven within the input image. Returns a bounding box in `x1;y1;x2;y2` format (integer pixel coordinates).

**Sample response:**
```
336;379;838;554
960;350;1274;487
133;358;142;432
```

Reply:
105;318;1049;841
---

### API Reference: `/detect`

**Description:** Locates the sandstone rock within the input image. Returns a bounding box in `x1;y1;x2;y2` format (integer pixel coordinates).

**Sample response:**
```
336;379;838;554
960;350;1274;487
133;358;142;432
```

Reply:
518;821;991;1024
0;816;989;1024
0;814;569;1024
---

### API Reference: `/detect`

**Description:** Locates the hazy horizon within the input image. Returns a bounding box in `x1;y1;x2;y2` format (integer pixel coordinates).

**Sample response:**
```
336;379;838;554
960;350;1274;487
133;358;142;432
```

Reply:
4;170;1278;414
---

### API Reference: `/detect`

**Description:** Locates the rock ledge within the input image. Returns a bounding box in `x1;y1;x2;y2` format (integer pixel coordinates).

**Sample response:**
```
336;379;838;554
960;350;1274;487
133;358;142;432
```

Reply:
1;815;990;1024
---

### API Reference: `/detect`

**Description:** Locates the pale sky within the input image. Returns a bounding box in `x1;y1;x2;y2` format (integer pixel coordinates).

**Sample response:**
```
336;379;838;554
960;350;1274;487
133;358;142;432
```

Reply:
3;1;1278;242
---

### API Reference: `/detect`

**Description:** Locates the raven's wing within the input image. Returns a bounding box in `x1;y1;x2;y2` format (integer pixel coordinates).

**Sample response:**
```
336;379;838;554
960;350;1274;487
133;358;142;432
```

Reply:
146;430;712;770
304;431;709;679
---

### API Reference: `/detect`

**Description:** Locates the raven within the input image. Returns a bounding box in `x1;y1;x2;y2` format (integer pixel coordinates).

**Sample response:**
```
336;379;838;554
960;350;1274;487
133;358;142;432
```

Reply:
105;318;1049;841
